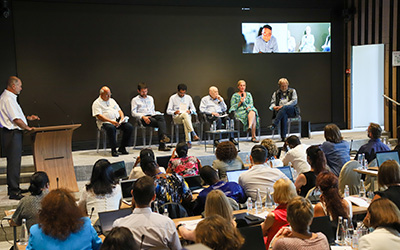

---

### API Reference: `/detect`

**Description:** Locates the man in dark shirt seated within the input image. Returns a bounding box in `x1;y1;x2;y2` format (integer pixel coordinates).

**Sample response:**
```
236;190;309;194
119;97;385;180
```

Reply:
356;122;390;163
194;165;246;214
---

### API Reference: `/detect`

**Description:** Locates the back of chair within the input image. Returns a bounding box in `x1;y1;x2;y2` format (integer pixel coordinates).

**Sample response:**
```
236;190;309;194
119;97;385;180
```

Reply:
160;202;188;219
310;216;335;244
339;160;361;196
238;225;266;250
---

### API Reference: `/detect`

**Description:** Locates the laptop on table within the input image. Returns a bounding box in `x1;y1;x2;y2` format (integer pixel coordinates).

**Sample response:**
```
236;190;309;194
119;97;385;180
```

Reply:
375;150;400;167
120;179;136;205
226;169;247;183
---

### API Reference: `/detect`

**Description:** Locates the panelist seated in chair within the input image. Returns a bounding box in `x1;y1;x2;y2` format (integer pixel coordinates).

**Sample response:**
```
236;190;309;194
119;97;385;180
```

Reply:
131;82;171;151
166;83;199;147
92;86;133;157
200;86;237;146
267;78;300;142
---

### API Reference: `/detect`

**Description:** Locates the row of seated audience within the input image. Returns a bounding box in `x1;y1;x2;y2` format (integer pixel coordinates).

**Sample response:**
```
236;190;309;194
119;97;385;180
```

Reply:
9;121;400;249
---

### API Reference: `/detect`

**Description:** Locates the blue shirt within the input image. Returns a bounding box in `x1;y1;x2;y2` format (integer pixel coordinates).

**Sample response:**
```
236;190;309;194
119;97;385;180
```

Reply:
320;140;350;176
253;35;279;53
197;181;246;212
26;217;102;250
356;138;390;163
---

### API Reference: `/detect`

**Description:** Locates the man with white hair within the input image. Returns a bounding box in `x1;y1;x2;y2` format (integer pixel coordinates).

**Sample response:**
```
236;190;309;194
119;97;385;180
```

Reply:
92;86;133;157
200;86;237;146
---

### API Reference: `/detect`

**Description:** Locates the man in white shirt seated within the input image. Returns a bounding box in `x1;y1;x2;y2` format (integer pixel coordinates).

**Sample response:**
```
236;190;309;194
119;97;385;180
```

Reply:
281;135;311;175
92;86;133;157
113;176;181;250
166;84;199;147
200;86;237;146
239;145;288;200
131;82;171;151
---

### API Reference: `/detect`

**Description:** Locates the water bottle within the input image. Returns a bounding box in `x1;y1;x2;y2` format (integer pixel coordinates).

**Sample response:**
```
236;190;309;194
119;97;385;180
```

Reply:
153;200;159;213
246;197;253;214
163;207;169;217
213;120;217;131
19;218;29;245
362;159;368;170
265;187;273;209
230;119;235;130
343;219;349;245
255;188;262;214
359;180;366;198
346;219;354;246
225;120;230;130
336;216;345;245
358;153;365;167
245;154;250;165
344;185;350;198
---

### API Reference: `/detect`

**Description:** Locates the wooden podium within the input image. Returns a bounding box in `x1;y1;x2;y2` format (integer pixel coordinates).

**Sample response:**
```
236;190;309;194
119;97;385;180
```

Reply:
30;124;81;192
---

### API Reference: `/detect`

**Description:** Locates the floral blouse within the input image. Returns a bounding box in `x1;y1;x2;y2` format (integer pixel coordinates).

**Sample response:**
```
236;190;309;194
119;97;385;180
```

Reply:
168;156;201;177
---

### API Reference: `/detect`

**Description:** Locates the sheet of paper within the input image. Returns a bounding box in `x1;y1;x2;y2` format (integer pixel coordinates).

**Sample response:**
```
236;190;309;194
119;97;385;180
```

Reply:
180;218;203;231
179;103;188;113
253;210;269;219
345;196;370;208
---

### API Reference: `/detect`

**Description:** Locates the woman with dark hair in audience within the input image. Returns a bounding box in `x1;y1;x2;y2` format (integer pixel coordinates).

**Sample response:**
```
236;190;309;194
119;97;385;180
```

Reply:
229;79;259;143
262;178;298;249
196;214;245;250
295;145;327;197
100;227;135;250
78;159;122;224
271;196;330;250
212;141;244;181
177;189;235;242
167;141;202;177
26;188;102;250
261;139;284;168
320;124;350;176
359;198;400;249
10;171;49;232
314;172;351;224
372;160;400;209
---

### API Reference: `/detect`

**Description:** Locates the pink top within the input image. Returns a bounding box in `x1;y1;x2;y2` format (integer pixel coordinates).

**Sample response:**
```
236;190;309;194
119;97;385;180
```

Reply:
168;156;201;177
266;204;289;249
272;232;330;250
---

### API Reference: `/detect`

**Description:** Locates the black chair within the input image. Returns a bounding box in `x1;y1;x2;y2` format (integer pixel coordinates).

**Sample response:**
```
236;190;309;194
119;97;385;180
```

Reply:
230;111;261;141
160;202;188;219
310;216;335;244
132;116;154;149
156;155;171;169
238;225;266;250
170;114;201;146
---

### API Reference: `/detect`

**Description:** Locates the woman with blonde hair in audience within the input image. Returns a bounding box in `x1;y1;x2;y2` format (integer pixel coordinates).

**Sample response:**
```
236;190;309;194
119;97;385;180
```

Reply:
177;189;234;242
359;198;400;249
372;159;400;209
262;178;298;249
272;196;330;250
261;139;283;168
314;172;351;224
212;141;245;182
196;214;245;250
26;188;102;250
295;145;327;197
320;123;350;176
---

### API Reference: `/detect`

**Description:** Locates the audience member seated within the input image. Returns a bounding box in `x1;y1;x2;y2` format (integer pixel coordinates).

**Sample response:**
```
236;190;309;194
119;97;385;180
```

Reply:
261;138;284;168
314;172;351;226
295;146;327;197
78;159;122;224
229;79;259;143
320;124;350;176
281;135;311;175
373;160;400;209
177;189;235;242
356;122;390;163
168;142;202;177
10;171;49;232
194;166;246;214
113;176;181;250
200;86;237;146
166;83;199;147
140;148;192;209
100;227;135;250
271;196;330;250
239;145;288;200
212;141;245;181
196;214;245;250
131;82;171;151
92;86;133;157
128;150;166;180
26;188;102;250
261;178;298;249
359;198;400;249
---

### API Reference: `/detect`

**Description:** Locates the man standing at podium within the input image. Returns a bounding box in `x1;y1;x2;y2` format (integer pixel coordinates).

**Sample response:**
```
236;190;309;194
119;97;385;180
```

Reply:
92;86;133;157
0;76;40;200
